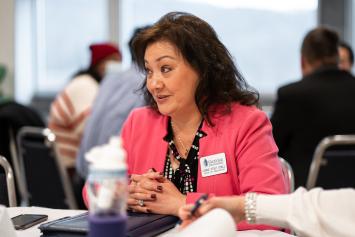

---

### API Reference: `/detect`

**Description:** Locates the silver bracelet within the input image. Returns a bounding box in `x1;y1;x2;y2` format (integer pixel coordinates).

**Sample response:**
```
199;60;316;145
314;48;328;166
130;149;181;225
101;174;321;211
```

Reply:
245;192;257;224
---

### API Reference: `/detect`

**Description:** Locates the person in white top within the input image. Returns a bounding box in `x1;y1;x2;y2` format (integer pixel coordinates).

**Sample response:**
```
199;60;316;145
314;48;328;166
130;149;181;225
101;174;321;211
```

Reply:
179;187;355;237
48;43;121;170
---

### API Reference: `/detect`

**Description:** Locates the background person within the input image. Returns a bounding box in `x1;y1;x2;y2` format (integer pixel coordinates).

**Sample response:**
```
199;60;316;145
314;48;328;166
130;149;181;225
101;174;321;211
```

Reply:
76;27;149;179
338;41;354;72
48;43;121;171
271;27;355;188
0;63;45;206
87;12;287;231
179;187;355;237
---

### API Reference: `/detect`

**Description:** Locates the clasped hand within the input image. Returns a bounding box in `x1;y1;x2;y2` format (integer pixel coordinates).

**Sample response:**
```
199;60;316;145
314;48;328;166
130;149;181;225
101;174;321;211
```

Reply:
127;169;186;216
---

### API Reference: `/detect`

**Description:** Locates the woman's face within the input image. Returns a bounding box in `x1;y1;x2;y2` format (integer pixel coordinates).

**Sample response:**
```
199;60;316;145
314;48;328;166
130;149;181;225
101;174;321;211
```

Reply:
145;40;200;117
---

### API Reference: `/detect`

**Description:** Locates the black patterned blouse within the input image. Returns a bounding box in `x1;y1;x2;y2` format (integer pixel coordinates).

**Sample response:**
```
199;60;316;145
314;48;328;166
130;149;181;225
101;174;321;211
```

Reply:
163;118;206;194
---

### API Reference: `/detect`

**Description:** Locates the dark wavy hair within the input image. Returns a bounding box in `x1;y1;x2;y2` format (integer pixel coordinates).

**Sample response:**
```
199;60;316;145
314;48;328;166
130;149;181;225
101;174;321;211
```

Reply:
73;66;101;83
132;12;259;125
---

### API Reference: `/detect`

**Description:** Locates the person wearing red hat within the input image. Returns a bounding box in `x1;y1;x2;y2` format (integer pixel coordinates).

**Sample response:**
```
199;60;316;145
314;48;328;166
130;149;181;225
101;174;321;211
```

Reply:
48;42;121;178
88;43;122;81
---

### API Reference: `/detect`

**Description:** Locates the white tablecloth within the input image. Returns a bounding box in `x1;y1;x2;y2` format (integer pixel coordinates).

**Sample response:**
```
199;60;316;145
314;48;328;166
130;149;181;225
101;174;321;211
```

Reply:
8;206;86;237
7;207;294;237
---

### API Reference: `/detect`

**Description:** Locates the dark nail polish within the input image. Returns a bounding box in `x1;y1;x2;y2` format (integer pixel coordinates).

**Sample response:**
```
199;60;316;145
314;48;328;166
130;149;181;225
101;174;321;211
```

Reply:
151;194;156;199
151;167;157;172
146;209;152;213
157;185;163;191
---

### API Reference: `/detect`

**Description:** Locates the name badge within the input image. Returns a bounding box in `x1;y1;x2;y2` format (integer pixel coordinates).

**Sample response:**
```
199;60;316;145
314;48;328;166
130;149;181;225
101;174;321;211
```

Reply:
200;153;227;177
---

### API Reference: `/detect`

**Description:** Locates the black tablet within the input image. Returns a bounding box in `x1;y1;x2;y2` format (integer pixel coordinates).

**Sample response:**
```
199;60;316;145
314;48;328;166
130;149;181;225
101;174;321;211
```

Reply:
39;212;179;237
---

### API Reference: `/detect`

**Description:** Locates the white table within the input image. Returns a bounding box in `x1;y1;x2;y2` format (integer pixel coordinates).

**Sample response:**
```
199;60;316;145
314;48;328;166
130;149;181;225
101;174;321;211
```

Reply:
7;207;294;237
8;206;86;237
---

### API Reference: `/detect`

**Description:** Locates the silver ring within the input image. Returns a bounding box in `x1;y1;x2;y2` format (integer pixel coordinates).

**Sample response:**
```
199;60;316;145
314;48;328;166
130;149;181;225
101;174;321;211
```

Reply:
138;199;145;207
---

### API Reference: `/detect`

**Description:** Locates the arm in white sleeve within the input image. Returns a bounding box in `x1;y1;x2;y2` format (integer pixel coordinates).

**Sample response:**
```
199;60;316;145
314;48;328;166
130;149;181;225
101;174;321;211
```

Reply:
255;187;355;237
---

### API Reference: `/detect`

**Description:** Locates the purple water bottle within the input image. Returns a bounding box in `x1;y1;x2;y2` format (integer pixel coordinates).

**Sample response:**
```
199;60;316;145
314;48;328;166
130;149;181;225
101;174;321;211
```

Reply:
86;137;128;237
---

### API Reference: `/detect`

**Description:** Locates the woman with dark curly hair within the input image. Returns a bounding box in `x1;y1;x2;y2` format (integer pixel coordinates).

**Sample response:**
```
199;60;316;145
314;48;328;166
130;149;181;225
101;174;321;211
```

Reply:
123;12;287;229
83;12;287;231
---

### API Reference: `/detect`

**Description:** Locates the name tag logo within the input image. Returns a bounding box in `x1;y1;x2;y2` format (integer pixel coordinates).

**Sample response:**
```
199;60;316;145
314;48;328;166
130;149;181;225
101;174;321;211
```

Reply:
200;153;227;177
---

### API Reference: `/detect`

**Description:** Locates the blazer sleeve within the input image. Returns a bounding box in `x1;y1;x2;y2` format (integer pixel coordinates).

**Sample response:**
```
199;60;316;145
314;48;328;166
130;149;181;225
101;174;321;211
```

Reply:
236;109;287;195
236;109;287;231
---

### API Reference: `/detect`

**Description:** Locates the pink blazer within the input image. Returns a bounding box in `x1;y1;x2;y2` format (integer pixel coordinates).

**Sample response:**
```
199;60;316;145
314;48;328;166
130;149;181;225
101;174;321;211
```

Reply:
120;103;287;230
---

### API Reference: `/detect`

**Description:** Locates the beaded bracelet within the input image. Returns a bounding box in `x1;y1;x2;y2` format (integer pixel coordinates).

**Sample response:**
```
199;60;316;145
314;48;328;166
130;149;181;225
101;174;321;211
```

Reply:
245;192;257;224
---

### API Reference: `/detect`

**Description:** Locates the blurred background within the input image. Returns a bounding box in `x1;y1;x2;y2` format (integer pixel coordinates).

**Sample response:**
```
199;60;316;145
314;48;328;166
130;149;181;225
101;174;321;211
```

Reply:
0;0;353;118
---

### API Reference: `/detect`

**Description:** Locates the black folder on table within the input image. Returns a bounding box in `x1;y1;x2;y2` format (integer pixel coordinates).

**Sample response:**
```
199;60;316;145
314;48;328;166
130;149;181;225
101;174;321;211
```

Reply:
38;212;179;237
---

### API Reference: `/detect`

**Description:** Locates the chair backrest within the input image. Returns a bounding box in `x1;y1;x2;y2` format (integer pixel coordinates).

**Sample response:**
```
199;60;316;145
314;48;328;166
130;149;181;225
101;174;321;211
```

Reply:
0;155;17;207
279;157;295;193
17;126;77;209
0;101;45;205
306;135;355;189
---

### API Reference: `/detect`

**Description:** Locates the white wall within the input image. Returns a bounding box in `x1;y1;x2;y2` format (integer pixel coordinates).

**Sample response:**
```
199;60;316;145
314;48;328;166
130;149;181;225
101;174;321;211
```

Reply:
0;0;15;97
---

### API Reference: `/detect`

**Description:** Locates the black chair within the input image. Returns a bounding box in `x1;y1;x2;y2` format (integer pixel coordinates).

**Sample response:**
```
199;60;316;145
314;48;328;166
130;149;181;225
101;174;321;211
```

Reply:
17;126;77;209
306;135;355;189
0;155;17;207
0;101;45;205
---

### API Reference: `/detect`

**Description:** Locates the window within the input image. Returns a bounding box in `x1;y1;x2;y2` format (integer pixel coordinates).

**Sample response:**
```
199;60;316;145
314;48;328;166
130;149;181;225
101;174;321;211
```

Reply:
15;0;317;104
15;0;109;102
119;0;317;97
